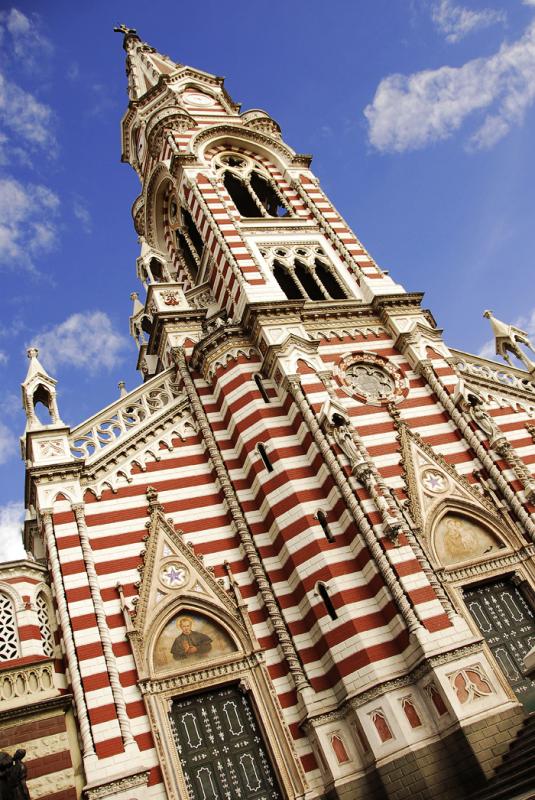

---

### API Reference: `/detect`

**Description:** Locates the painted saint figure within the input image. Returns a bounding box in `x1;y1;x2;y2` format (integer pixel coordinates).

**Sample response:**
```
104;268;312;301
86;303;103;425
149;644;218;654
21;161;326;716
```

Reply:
171;616;212;659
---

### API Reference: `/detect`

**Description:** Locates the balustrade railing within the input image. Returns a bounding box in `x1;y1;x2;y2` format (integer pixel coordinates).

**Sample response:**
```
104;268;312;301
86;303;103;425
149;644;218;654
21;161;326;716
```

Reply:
0;659;56;707
69;368;182;461
451;350;535;395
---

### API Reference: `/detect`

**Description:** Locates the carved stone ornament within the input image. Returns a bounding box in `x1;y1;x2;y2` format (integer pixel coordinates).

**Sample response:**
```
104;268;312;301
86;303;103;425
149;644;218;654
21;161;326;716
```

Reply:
448;664;493;704
161;289;181;306
336;352;408;406
37;439;66;458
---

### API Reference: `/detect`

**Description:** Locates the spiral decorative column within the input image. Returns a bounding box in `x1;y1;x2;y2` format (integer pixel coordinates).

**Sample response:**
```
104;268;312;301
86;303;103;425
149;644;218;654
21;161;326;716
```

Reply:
41;509;96;763
71;503;137;751
171;346;312;697
419;360;535;541
286;377;422;634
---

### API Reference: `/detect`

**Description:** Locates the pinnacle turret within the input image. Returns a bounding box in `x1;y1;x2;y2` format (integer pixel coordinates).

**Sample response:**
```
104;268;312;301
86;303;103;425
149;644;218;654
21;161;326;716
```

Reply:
21;347;63;431
115;25;180;102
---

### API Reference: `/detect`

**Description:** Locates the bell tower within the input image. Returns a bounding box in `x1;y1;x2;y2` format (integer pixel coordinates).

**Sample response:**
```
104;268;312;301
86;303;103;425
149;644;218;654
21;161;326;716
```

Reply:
118;25;408;381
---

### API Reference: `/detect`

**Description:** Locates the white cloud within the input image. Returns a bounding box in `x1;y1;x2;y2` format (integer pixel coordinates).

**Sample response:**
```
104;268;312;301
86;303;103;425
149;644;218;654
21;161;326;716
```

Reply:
0;392;21;417
73;197;92;233
0;501;25;563
431;0;506;43
0;421;18;465
479;308;535;361
0;178;59;270
365;19;535;152
0;72;56;156
0;351;7;365
1;8;53;68
32;311;129;374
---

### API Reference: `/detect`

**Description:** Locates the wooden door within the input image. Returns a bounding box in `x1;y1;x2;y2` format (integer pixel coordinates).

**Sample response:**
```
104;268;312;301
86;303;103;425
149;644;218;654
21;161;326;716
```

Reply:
171;685;283;800
464;579;535;710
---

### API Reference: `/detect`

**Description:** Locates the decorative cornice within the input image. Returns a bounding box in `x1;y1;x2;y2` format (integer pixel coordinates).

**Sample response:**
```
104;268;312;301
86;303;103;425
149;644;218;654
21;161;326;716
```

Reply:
438;545;535;582
0;691;72;723
83;769;150;800
139;652;261;695
371;292;426;315
189;123;299;164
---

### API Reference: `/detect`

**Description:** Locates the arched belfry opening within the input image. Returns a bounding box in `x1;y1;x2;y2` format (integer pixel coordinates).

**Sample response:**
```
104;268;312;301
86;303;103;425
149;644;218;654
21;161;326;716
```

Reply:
32;384;54;426
215;152;292;218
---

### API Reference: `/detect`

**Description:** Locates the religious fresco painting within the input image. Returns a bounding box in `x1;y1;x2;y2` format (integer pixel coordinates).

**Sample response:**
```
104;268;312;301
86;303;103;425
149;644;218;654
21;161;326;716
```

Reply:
153;612;237;671
435;513;503;566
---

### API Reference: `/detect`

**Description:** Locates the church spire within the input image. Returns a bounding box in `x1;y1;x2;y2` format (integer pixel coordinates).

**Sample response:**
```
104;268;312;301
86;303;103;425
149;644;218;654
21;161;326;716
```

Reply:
114;25;180;101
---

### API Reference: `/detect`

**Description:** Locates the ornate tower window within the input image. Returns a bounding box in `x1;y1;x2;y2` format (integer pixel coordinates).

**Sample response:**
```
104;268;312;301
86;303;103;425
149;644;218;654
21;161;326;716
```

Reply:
215;153;292;218
36;593;54;657
0;593;19;661
259;244;347;301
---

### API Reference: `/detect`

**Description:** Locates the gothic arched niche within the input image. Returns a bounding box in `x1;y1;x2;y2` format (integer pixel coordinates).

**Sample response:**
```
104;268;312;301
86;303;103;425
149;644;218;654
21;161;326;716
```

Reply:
144;165;174;252
152;609;238;674
433;512;505;567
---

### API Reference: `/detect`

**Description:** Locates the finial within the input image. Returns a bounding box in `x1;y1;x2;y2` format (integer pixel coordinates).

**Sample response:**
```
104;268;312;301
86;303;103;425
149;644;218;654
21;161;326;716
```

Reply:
27;347;39;360
146;485;163;514
483;309;535;374
118;381;127;397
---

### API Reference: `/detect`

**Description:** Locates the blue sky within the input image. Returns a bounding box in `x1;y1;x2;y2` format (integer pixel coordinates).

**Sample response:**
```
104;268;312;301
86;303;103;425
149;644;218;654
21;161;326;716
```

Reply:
1;0;535;559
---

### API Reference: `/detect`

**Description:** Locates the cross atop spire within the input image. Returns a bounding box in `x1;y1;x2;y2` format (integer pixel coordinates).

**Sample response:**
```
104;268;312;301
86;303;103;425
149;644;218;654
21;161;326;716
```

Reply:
114;24;140;49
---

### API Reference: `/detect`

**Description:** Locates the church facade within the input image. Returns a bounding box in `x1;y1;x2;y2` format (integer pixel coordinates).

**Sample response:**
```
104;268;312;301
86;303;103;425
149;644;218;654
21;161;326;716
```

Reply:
1;27;535;800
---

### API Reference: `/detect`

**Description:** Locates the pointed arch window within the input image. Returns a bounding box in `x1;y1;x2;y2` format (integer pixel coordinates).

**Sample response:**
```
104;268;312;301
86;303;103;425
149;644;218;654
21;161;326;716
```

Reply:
257;443;274;472
254;373;271;403
36;593;54;657
215;153;292;219
260;245;347;301
0;593;19;661
317;582;338;620
316;510;335;543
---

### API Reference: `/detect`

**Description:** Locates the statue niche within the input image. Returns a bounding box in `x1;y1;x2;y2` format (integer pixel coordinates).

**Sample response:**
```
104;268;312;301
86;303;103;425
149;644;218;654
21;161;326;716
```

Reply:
434;513;504;567
153;610;237;673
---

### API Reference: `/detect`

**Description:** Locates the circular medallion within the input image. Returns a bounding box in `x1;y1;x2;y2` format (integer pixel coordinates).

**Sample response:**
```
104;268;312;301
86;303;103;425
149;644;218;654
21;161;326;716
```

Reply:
346;363;394;401
421;469;448;494
184;92;216;107
337;352;408;406
159;562;188;588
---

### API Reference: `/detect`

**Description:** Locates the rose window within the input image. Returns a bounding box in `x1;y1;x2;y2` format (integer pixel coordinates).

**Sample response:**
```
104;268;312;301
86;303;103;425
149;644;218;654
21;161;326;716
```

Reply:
345;363;395;402
422;470;448;494
159;563;188;588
